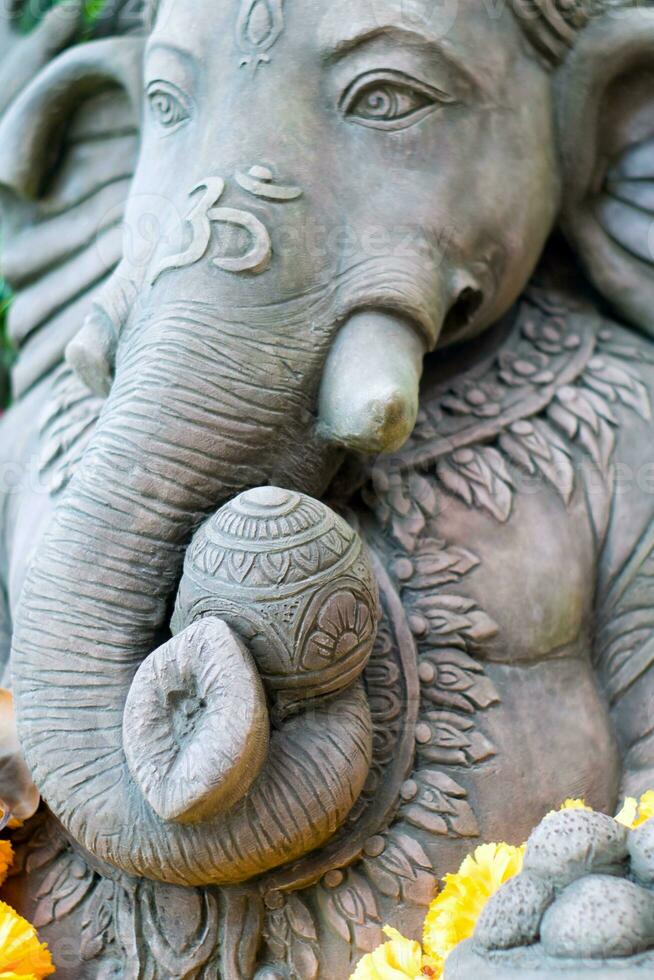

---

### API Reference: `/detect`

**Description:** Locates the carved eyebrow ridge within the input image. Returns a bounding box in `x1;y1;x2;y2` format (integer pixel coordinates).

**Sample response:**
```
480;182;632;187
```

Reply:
323;24;484;96
146;40;198;68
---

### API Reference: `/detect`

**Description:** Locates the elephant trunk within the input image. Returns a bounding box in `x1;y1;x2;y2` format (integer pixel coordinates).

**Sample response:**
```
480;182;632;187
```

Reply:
11;302;373;886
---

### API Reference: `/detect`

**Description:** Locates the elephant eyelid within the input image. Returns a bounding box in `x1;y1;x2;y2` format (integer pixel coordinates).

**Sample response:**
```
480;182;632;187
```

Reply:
146;80;193;134
340;69;456;131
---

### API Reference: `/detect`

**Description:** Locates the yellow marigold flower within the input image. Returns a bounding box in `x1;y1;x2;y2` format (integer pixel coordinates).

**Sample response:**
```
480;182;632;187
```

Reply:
559;798;592;812
351;926;442;980
637;791;654;825
0;842;13;888
543;798;592;820
616;791;654;829
0;901;54;979
616;797;638;828
423;843;524;964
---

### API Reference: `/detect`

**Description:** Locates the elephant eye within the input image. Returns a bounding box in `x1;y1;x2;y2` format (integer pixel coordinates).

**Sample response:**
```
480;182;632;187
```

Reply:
147;81;191;132
342;71;454;131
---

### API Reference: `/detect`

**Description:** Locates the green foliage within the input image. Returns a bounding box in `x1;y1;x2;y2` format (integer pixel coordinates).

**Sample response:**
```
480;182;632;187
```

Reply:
16;0;110;34
0;282;14;411
2;1;113;405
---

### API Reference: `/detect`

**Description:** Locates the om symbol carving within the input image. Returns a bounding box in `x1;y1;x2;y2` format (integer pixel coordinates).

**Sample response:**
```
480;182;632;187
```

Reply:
150;167;302;284
236;0;285;73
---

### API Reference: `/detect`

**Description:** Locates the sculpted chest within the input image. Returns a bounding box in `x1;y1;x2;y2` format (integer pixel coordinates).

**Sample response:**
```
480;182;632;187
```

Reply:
359;292;652;850
366;470;618;845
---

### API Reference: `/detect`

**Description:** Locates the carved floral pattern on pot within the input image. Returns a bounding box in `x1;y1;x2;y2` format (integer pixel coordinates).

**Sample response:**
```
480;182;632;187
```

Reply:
300;589;376;673
174;489;379;699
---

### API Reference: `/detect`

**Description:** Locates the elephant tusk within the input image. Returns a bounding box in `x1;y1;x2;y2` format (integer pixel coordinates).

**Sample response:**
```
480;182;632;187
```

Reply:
66;306;118;398
317;310;427;455
65;258;141;396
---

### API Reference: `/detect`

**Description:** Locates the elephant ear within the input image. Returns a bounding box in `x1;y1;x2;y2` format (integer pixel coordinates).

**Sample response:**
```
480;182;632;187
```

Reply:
0;35;143;200
0;34;144;398
555;9;654;335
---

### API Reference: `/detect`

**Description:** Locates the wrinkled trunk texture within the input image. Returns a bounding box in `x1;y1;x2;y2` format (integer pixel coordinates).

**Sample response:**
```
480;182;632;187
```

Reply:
11;302;370;886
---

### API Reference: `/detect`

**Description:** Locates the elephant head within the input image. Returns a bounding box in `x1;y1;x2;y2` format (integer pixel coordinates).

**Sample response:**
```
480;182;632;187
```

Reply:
7;0;654;884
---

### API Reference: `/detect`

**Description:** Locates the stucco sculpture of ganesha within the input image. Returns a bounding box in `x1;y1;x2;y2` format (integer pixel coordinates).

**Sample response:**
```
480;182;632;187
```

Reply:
1;0;654;976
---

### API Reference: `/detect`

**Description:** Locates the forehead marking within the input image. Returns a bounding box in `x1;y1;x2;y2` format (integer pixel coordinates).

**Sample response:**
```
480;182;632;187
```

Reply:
236;0;286;73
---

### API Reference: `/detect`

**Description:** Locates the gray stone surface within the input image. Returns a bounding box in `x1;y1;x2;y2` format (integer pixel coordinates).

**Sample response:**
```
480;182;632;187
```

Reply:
475;873;555;951
629;821;654;886
523;810;629;888
1;0;654;977
447;941;654;979
540;876;654;960
456;821;654;978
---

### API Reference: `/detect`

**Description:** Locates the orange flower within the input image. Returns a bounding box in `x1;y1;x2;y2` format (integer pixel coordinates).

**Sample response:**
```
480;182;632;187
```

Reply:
351;927;441;979
616;791;654;829
0;842;13;888
354;792;654;980
423;843;524;964
0;901;54;978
